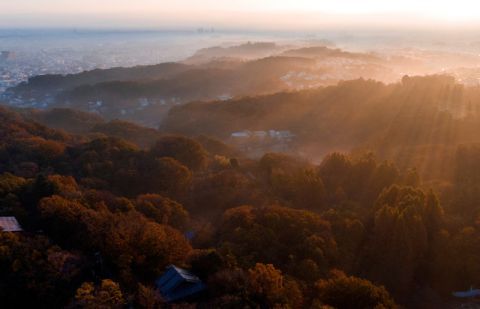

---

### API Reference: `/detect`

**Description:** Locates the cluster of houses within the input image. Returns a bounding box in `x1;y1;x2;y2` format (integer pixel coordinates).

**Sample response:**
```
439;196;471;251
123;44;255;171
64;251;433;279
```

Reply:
231;129;294;141
229;129;296;156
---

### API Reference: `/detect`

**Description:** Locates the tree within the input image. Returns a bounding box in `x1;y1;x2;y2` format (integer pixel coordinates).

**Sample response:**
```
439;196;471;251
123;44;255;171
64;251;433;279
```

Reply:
260;153;326;209
39;195;192;284
192;170;260;216
135;194;189;229
137;157;192;198
248;263;284;305
103;212;192;282
0;233;84;308
74;279;124;308
0;173;26;196
314;271;397;309
247;263;303;308
188;249;225;279
362;185;444;296
150;136;208;171
136;284;164;308
318;153;400;210
0;173;26;216
219;205;336;278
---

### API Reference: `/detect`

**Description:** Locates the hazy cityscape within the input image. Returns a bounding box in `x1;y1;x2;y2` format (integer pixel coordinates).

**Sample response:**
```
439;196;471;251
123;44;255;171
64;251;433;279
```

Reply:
0;29;218;93
4;1;480;308
4;28;480;107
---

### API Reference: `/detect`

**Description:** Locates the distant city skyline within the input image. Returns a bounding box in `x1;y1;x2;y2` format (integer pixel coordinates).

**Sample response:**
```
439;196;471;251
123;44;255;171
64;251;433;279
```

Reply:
2;0;480;30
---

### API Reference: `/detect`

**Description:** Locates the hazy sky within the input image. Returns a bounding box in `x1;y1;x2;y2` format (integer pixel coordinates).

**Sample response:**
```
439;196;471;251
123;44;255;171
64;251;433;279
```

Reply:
2;0;480;29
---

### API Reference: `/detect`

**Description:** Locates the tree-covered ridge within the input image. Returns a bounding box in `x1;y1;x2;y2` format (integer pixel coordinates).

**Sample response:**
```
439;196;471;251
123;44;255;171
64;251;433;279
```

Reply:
163;75;480;180
5;44;392;127
0;95;479;308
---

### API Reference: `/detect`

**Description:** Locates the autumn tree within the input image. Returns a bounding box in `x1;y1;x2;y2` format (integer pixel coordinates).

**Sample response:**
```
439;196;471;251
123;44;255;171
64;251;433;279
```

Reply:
135;156;192;198
150;136;208;171
260;152;326;210
38;195;192;284
0;233;84;308
74;279;124;309
318;153;400;211
135;194;189;229
192;170;260;216
218;205;337;279
135;283;164;308
0;172;26;216
247;263;303;308
361;185;444;296
314;271;397;309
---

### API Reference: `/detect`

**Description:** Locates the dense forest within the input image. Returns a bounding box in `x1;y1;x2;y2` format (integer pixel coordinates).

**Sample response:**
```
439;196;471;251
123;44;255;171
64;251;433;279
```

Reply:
7;0;480;305
1;71;480;308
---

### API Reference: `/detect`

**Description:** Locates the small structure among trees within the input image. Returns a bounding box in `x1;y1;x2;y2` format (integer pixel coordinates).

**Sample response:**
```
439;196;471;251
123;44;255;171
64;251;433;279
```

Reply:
155;265;206;302
0;217;22;232
453;287;480;298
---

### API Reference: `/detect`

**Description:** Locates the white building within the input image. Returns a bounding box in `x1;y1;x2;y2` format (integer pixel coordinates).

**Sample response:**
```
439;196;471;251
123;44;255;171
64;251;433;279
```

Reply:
0;217;23;232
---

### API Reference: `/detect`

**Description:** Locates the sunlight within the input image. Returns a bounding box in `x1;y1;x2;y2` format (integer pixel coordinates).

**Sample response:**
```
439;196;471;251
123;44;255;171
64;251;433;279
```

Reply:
5;0;480;308
3;0;480;25
266;0;480;21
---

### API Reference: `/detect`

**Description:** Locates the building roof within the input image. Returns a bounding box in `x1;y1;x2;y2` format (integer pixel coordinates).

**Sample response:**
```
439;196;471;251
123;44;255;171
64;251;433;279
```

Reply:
253;131;267;137
0;217;23;232
156;265;206;302
231;131;251;138
452;288;480;298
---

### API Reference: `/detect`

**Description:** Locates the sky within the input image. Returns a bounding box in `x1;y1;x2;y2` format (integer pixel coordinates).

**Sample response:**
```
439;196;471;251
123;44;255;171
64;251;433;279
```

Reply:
2;0;480;30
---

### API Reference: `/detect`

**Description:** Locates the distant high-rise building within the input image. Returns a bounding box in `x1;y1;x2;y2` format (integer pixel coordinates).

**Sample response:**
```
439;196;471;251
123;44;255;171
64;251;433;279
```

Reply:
196;27;215;34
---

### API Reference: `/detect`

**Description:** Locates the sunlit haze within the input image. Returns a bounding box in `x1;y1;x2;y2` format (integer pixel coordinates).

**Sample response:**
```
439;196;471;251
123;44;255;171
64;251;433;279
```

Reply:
4;0;480;308
2;0;480;29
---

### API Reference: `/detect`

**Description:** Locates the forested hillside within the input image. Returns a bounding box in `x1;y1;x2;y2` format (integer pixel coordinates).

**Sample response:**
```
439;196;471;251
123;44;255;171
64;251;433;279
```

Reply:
4;45;393;127
163;75;480;182
6;0;480;307
0;102;479;308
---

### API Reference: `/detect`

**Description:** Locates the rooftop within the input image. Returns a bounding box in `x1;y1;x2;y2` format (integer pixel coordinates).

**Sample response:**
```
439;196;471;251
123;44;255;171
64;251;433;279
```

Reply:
156;265;206;302
0;217;23;232
453;287;480;298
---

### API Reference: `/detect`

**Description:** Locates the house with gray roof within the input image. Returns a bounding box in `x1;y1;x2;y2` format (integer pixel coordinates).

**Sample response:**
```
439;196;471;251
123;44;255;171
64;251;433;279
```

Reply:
0;217;23;232
155;265;206;302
